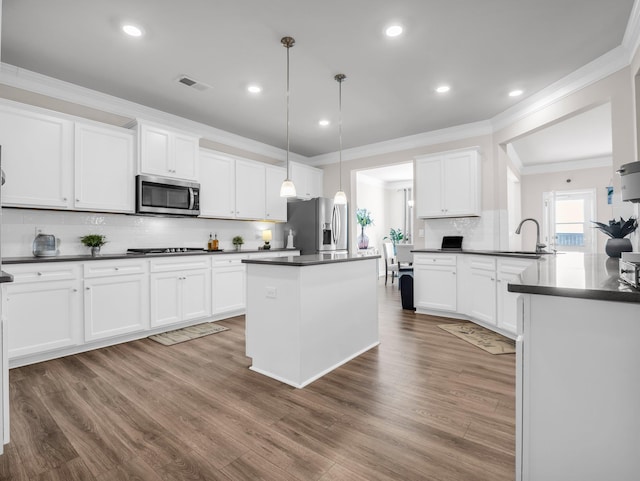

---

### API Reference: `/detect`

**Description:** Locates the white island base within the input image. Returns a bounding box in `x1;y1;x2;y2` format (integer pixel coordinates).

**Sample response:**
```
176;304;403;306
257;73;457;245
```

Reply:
244;255;379;388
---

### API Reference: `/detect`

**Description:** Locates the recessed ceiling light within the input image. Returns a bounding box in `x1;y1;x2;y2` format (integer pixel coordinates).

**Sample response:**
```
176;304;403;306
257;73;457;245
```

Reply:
436;85;451;93
509;89;524;97
318;119;330;127
385;25;403;37
122;24;143;37
247;85;262;94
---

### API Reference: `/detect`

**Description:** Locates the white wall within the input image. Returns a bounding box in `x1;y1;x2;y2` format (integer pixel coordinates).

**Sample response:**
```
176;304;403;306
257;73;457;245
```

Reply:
2;208;284;257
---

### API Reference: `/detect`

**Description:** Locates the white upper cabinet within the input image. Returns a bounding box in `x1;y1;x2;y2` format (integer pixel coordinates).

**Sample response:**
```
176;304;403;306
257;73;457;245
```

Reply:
415;148;480;218
74;122;135;213
235;159;266;220
290;162;323;200
0;105;73;209
199;150;236;218
265;165;287;222
137;121;199;181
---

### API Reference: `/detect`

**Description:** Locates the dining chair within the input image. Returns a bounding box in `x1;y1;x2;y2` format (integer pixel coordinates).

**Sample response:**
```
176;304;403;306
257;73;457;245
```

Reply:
383;242;399;285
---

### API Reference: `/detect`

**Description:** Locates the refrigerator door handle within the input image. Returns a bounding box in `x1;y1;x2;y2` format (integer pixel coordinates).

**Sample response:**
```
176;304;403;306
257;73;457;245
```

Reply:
332;206;339;245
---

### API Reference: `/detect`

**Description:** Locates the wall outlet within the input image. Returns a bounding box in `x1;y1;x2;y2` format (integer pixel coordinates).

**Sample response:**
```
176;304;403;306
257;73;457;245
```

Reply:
265;286;277;299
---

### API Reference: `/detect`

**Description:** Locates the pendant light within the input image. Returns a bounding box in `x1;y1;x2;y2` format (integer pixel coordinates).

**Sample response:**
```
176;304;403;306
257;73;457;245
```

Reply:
333;73;347;205
280;36;297;198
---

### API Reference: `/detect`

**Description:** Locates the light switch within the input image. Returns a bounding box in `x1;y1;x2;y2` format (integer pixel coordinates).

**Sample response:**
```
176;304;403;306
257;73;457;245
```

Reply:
265;286;277;298
418;229;425;238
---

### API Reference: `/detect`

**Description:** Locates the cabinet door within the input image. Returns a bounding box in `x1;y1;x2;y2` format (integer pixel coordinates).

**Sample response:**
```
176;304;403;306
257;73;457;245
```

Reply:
0;107;73;209
150;272;182;327
139;123;172;176
308;168;323;199
74;123;135;213
414;265;457;311
289;162;310;199
84;274;149;341
199;150;236;218
443;150;479;217
415;156;443;217
181;269;211;321
173;133;199;181
265;166;287;221
497;259;533;335
469;268;497;326
4;280;82;359
212;261;246;314
235;160;266;219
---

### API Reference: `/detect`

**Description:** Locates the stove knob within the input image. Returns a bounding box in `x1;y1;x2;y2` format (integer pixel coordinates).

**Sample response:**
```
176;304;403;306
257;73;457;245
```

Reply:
164;248;171;253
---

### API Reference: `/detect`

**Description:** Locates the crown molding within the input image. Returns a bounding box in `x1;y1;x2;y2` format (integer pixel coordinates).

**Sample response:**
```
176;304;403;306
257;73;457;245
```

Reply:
491;45;630;133
520;155;612;176
307;120;492;166
0;63;308;164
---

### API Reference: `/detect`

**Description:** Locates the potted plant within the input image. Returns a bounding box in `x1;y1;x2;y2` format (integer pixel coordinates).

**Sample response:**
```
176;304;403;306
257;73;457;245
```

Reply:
592;217;637;258
80;234;107;257
356;208;374;249
383;228;404;254
232;235;244;251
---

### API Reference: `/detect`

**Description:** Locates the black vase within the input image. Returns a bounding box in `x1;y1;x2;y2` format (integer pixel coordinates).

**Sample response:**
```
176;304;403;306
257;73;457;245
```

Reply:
605;237;632;258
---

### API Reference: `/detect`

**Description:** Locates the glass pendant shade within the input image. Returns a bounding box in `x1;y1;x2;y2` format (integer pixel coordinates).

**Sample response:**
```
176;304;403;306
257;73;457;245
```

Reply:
334;190;347;205
280;179;297;197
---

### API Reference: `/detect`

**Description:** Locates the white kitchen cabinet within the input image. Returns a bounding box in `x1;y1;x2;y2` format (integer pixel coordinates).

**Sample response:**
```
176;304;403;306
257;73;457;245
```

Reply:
413;254;457;312
138;121;199;181
468;256;497;326
199;150;236;218
265;165;287;221
235;159;266;220
415;148;480;218
0;104;73;209
74;122;135;213
2;263;82;359
83;260;149;341
212;257;246;315
290;162;323;200
497;258;534;334
150;256;211;327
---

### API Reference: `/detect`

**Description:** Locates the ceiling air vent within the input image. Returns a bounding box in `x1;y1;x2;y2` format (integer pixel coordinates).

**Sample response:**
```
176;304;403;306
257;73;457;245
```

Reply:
176;75;211;92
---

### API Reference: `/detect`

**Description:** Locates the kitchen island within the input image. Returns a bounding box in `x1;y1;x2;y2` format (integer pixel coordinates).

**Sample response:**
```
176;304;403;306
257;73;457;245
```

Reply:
508;253;640;481
243;253;379;388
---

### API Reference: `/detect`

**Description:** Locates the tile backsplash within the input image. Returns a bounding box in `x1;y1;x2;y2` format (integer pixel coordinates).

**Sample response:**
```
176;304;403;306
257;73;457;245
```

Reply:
2;208;285;257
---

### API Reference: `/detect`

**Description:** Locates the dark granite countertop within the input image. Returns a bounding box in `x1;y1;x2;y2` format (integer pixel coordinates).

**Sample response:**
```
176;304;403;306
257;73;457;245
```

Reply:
507;253;640;303
3;248;299;265
411;248;553;259
0;270;14;283
243;253;380;267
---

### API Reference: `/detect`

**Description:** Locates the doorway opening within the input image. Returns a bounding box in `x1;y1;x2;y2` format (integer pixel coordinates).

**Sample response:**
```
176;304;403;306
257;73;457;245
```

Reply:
542;189;596;253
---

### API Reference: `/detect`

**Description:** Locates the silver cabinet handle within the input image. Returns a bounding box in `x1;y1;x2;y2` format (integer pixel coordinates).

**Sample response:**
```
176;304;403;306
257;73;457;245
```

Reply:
86;287;90;290
73;289;78;292
37;272;42;276
114;267;119;271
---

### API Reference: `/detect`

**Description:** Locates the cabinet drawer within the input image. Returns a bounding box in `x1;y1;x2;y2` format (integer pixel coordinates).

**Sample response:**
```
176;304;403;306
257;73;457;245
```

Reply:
213;256;244;267
414;254;456;266
150;256;211;273
4;263;79;283
83;260;148;278
469;256;496;271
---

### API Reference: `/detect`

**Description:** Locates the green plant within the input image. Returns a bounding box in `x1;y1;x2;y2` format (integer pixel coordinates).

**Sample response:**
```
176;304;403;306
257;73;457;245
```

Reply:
80;234;107;247
232;235;244;246
384;228;404;245
591;217;637;238
356;208;374;228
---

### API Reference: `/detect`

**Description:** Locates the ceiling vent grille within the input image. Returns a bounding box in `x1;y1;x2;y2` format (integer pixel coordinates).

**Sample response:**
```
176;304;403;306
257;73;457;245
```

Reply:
176;75;211;92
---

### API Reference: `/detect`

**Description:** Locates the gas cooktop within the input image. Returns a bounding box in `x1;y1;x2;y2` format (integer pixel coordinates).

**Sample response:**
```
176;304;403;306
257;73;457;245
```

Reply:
126;247;206;255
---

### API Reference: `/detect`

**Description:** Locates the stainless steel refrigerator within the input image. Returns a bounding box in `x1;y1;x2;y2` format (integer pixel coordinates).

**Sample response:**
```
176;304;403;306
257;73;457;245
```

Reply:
286;198;348;255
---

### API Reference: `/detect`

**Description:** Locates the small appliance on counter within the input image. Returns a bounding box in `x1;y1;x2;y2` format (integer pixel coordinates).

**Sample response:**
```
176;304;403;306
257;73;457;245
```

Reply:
618;161;640;202
619;252;640;287
32;233;60;257
441;236;463;250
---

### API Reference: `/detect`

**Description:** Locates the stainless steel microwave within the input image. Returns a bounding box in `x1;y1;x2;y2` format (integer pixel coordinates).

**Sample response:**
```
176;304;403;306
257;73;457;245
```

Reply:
136;174;200;216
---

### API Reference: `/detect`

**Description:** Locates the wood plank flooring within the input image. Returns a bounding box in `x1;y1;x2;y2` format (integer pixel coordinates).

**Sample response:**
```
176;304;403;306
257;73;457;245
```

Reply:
0;281;516;480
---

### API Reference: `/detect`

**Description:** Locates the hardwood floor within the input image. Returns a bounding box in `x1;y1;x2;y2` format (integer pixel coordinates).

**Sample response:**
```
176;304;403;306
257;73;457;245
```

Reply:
0;281;516;480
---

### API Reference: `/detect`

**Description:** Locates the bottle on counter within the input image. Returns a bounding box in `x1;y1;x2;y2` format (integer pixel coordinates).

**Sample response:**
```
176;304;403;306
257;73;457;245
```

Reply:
212;233;219;251
207;233;214;251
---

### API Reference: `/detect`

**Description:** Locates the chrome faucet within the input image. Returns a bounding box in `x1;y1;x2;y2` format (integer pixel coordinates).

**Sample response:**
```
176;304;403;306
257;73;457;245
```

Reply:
515;218;547;253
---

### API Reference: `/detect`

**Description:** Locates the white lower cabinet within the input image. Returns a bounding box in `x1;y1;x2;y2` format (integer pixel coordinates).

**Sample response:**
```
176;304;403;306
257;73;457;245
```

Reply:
150;257;211;328
83;260;149;341
497;259;534;334
2;263;82;359
212;257;246;315
469;257;497;326
414;254;457;312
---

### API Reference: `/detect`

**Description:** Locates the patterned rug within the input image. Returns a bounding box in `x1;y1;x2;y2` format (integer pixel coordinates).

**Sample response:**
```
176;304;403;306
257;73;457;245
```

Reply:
148;323;229;346
437;323;515;355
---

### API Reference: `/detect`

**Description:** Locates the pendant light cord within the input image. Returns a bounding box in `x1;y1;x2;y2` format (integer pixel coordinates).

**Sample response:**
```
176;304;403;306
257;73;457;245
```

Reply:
335;74;346;192
282;36;295;180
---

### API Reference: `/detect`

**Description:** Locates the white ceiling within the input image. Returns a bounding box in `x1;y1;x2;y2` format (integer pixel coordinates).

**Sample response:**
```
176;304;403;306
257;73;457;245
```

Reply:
358;163;414;184
1;0;635;158
510;103;613;167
